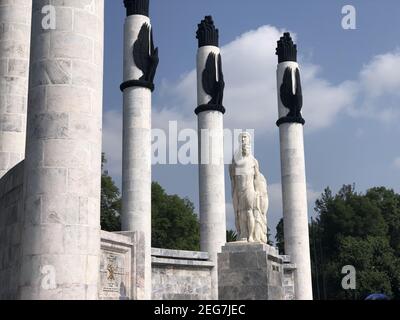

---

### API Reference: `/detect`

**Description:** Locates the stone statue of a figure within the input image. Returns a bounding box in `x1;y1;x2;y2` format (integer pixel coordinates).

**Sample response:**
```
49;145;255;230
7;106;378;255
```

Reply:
229;132;269;243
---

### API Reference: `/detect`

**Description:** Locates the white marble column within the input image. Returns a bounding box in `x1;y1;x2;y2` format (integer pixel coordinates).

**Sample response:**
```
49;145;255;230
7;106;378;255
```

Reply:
196;16;226;300
19;0;104;300
121;0;158;300
276;33;313;300
0;0;32;178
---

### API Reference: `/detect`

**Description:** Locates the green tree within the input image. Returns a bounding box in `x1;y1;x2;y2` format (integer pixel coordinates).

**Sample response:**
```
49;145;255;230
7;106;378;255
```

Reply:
333;236;399;299
366;187;400;254
312;185;400;300
151;182;200;251
100;155;201;250
101;154;121;231
275;218;284;254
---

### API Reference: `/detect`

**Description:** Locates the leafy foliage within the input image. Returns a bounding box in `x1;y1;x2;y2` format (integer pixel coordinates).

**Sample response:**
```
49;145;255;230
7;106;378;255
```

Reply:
275;184;400;299
311;185;400;300
101;155;201;251
101;154;121;232
151;182;200;251
275;218;284;254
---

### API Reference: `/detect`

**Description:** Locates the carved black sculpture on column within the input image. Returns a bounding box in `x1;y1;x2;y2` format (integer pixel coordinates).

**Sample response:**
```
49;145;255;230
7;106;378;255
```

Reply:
276;32;305;126
195;16;225;115
120;0;159;92
133;24;159;85
202;52;224;107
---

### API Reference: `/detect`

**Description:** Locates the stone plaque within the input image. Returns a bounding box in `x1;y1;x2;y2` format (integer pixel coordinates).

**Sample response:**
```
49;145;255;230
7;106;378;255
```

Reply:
99;247;131;300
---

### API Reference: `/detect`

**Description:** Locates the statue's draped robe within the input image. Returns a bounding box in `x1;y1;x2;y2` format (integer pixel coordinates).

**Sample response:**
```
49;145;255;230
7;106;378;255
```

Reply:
230;153;268;243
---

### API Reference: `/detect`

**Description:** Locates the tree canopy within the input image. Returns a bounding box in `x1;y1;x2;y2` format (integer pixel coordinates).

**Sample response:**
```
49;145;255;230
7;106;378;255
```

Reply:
276;185;400;299
151;182;200;251
101;154;121;232
100;154;200;250
311;185;400;299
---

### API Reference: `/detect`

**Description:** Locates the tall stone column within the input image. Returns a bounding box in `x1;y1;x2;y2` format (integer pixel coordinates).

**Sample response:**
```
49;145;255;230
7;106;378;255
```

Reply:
275;33;313;300
195;16;226;300
120;0;158;300
0;0;32;178
19;1;104;300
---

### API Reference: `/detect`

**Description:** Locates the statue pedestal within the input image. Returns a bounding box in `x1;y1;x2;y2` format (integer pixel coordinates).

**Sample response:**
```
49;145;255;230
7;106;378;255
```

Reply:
217;242;287;300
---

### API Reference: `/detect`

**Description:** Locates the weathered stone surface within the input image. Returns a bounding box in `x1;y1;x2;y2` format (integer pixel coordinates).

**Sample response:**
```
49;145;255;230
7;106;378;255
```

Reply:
218;243;286;300
19;0;104;300
99;233;215;301
99;231;132;300
121;13;153;300
114;231;148;300
283;262;296;300
152;248;214;301
0;0;31;179
151;248;209;261
277;57;313;300
196;43;227;300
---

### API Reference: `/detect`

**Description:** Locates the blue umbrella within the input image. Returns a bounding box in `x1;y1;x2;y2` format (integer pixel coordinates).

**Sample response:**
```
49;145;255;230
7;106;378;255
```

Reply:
365;293;390;300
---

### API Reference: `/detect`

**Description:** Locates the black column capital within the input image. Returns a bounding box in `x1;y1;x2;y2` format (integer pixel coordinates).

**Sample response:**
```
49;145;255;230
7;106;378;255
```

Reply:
124;0;149;17
196;16;219;48
276;32;297;63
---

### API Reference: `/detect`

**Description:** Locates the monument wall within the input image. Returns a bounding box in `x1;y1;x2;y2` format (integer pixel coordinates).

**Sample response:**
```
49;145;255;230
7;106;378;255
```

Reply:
99;231;133;300
152;248;214;300
282;255;296;300
1;211;213;300
0;161;24;299
99;231;214;300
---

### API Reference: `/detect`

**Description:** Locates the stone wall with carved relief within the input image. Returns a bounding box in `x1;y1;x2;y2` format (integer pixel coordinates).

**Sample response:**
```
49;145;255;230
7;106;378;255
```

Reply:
98;232;215;301
99;231;133;300
1;188;215;300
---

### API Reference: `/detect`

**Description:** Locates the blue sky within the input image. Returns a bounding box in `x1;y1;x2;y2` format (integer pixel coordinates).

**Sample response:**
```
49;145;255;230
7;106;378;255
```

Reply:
102;0;400;240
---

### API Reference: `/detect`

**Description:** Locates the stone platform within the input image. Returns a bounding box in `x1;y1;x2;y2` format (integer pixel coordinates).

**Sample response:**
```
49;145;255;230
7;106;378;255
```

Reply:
218;242;286;300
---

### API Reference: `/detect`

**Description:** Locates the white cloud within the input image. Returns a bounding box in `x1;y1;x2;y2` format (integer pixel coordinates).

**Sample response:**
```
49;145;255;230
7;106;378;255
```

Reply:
102;25;400;237
360;51;400;98
104;26;353;182
301;66;357;130
155;28;400;133
355;50;400;122
157;25;357;134
104;26;400;172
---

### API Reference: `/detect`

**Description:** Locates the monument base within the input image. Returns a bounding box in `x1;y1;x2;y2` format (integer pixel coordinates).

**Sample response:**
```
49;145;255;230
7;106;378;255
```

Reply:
218;242;288;300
